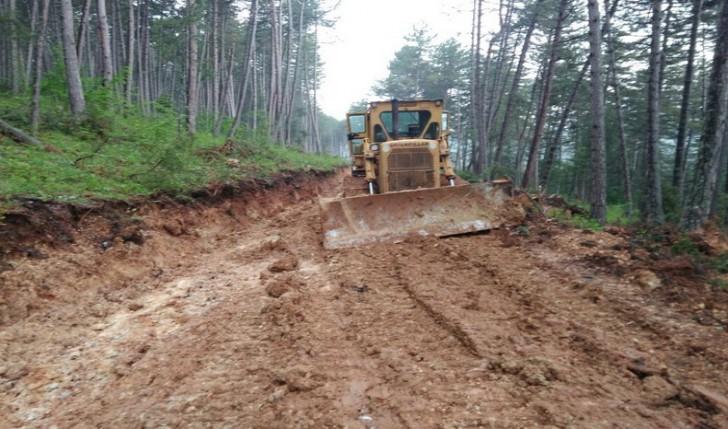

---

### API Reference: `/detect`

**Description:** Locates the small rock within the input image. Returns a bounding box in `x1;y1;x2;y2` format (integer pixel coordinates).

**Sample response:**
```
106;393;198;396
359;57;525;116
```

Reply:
128;302;144;311
273;366;322;392
635;270;661;290
268;255;299;273
163;222;184;236
642;375;678;404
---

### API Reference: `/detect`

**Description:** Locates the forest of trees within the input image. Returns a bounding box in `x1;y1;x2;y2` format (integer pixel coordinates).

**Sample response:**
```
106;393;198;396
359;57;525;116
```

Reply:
3;0;728;231
0;0;344;155
371;0;728;229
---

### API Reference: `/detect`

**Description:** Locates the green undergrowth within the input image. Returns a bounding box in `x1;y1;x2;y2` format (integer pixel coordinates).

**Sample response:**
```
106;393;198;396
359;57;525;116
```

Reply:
0;92;344;206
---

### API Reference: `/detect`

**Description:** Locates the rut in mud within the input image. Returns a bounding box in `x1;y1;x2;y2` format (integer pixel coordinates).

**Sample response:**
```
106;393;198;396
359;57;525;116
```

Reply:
1;172;727;429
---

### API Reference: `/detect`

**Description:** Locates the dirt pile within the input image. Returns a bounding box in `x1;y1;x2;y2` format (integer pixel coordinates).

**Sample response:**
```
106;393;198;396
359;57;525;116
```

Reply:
1;176;727;428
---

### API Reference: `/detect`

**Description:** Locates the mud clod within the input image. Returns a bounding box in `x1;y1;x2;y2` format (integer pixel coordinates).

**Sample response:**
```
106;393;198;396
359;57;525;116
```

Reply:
265;275;304;298
268;255;299;273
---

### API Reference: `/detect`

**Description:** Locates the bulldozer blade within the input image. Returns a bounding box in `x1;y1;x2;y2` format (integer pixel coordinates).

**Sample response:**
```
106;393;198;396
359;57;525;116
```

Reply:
320;181;522;249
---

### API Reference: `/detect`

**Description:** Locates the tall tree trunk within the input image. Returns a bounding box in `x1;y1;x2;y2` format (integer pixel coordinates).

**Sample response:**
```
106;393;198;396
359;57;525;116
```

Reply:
645;0;665;223
604;0;633;217
125;0;135;106
540;61;588;187
211;0;220;127
227;0;258;138
472;0;485;174
186;0;198;135
587;0;607;224
30;0;50;134
673;0;704;199
97;0;113;86
681;0;728;229
60;0;86;118
9;0;20;93
521;0;568;189
26;0;39;87
493;1;542;167
76;0;92;70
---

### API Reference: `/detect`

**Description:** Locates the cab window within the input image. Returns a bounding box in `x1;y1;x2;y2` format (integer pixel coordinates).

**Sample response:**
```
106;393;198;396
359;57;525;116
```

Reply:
348;114;366;134
374;124;387;142
424;122;440;140
379;110;432;138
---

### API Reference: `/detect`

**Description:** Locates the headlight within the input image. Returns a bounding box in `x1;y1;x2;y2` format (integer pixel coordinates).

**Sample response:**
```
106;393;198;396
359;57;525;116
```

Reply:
370;144;380;151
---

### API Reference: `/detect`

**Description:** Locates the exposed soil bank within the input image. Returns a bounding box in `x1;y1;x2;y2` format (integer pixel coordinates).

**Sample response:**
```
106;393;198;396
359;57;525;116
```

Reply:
1;174;727;428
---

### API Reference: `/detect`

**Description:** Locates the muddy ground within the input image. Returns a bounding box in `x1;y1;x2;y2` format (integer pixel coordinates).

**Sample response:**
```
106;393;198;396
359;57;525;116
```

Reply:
1;172;727;429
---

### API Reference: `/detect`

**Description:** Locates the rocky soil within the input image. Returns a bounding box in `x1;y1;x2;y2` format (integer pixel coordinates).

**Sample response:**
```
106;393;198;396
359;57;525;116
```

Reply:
1;172;727;428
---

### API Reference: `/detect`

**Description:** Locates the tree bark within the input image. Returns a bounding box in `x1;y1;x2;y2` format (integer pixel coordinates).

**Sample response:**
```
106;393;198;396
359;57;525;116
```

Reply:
30;0;50;135
0;118;43;146
644;0;665;223
186;0;198;135
604;0;633;217
673;0;703;199
125;0;135;106
587;0;607;224
540;61;588;188
521;0;568;189
97;0;114;86
60;0;87;118
227;0;258;138
493;0;543;167
9;0;21;93
76;0;92;70
681;0;728;229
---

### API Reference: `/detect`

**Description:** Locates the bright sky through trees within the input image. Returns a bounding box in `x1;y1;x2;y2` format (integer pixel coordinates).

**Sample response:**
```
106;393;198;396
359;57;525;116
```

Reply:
318;0;497;118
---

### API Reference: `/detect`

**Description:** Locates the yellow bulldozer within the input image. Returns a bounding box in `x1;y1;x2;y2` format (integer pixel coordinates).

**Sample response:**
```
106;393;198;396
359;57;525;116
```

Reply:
320;99;519;249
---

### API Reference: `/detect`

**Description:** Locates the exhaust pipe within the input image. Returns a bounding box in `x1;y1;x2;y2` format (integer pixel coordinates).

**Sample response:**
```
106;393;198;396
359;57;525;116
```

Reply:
391;98;399;140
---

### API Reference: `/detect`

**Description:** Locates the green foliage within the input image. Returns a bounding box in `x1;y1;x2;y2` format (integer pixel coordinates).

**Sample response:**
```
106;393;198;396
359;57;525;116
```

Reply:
708;278;728;290
0;93;344;204
671;237;700;256
456;169;479;183
549;207;604;231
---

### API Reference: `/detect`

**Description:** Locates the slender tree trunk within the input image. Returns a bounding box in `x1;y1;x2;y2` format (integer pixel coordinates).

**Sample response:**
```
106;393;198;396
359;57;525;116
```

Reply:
682;0;728;229
645;0;665;223
97;0;113;86
9;0;20;93
521;0;568;189
30;0;50;134
493;1;542;167
673;0;703;199
26;0;39;87
186;0;198;135
76;0;92;70
604;0;633;217
541;61;588;187
125;0;135;106
472;0;485;174
587;0;607;224
60;0;86;118
227;0;258;138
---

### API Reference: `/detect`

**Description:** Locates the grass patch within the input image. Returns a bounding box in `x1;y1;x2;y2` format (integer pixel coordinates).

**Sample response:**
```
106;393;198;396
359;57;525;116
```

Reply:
0;93;344;204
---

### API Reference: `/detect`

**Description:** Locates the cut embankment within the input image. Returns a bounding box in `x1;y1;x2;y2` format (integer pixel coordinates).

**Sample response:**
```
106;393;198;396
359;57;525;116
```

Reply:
0;170;338;326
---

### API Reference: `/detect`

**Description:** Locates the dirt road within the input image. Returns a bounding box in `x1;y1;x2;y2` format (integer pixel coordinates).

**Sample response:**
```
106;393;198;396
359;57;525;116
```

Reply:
1;173;727;428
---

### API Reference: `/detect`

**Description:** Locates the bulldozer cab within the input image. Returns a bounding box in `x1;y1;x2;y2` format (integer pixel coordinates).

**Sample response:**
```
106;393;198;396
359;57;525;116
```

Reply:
346;99;455;194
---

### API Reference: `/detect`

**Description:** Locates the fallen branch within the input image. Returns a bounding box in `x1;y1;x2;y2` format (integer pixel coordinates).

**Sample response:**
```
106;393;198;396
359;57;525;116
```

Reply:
0;118;43;146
